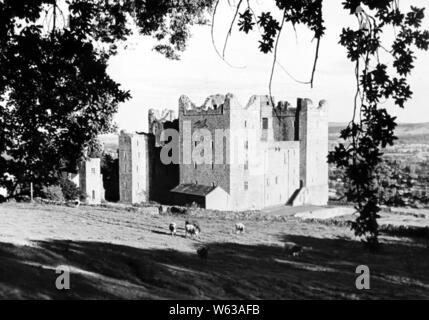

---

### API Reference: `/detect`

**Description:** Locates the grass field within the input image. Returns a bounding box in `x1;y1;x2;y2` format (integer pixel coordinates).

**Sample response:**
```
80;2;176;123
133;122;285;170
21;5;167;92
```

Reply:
0;203;428;299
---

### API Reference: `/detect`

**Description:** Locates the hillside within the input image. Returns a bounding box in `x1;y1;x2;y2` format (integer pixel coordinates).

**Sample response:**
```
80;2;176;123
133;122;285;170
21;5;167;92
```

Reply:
329;122;429;145
99;134;119;154
0;203;428;299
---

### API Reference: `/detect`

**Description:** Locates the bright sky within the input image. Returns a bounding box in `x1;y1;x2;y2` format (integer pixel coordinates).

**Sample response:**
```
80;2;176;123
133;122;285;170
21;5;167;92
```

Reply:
107;0;429;132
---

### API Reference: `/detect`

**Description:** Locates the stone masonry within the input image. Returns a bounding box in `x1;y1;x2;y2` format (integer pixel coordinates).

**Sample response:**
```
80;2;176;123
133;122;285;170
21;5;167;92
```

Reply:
119;93;329;211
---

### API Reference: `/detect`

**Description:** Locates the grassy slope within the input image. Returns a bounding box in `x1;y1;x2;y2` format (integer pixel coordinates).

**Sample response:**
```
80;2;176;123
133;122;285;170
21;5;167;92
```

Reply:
0;203;428;299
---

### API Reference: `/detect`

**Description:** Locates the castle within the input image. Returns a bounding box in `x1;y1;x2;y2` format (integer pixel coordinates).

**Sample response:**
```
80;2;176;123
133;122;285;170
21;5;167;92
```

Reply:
119;94;328;211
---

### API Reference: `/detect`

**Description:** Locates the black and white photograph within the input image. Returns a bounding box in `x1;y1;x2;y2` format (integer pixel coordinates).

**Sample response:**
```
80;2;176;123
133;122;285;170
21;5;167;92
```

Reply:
0;0;429;305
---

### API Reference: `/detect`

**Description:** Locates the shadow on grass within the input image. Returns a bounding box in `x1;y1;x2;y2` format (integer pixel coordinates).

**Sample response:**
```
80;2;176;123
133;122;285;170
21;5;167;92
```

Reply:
0;235;428;299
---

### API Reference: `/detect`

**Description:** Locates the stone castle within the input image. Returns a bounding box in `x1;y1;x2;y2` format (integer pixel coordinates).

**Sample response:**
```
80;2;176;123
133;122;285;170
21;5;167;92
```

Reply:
118;93;328;211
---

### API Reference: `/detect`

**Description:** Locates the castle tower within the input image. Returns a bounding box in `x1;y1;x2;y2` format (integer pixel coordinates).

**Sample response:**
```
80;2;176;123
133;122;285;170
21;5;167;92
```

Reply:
119;131;150;204
298;98;329;205
79;158;104;205
172;93;301;211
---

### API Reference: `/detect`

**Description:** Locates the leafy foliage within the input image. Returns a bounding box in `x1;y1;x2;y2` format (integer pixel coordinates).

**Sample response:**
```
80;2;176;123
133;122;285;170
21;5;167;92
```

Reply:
233;0;429;247
0;0;214;197
328;2;429;247
59;177;84;201
41;184;64;202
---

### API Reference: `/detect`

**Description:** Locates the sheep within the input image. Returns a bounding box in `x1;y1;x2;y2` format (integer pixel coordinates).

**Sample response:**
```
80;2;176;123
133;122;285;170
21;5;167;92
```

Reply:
235;223;245;234
197;246;209;260
169;222;177;236
284;242;303;257
73;199;80;208
185;220;201;238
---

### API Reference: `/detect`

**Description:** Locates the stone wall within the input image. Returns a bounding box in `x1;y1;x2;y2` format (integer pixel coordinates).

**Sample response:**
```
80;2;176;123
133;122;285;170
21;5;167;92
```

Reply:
179;94;231;193
118;132;149;204
79;158;104;205
119;110;180;205
298;98;329;205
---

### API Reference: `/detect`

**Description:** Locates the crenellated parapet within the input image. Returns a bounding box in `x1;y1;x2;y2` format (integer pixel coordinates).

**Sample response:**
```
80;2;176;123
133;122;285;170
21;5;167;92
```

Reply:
298;98;328;114
148;108;179;147
179;93;242;116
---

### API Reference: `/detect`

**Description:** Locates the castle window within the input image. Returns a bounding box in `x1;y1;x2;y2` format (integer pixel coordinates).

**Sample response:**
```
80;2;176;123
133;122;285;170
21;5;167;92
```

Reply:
244;181;248;190
275;176;278;184
262;118;269;130
91;168;96;174
212;182;216;187
92;190;95;200
244;121;247;128
194;162;197;169
244;160;249;170
245;141;249;149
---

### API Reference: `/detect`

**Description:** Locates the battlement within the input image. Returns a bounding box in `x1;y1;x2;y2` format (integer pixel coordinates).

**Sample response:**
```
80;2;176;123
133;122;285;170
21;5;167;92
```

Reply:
297;98;328;113
147;109;179;148
148;109;177;124
179;93;243;116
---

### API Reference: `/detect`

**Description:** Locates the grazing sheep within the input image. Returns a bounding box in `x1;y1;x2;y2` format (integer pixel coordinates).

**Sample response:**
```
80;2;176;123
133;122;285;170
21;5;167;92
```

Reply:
73;199;80;208
169;222;177;236
197;246;209;260
185;220;201;238
284;242;303;257
235;223;245;234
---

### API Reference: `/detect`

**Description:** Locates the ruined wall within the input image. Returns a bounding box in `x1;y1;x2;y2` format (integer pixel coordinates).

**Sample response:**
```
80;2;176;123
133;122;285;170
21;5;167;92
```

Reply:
178;94;231;194
119;109;179;205
147;110;179;204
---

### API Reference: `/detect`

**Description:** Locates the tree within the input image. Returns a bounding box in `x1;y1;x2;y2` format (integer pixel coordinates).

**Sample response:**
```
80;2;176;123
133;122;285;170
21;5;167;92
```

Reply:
101;152;119;202
221;0;428;247
0;0;215;198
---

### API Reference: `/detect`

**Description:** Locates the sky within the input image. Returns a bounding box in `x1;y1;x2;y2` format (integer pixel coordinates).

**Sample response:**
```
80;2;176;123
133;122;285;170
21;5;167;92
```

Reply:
107;0;429;133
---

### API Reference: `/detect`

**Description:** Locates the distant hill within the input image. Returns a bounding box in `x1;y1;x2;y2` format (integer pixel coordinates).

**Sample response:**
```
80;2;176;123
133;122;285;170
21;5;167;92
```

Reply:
99;134;119;154
329;122;429;145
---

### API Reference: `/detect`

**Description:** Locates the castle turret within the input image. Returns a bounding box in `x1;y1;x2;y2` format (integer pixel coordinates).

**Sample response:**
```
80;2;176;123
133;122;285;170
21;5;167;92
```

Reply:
298;98;329;205
119;131;150;204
